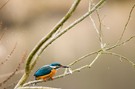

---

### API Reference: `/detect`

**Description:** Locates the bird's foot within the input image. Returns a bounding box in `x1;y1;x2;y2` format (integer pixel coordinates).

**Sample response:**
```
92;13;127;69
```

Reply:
43;78;47;82
50;77;54;80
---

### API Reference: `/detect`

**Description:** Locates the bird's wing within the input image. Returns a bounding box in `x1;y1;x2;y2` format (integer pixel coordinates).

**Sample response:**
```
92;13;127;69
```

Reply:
34;65;52;77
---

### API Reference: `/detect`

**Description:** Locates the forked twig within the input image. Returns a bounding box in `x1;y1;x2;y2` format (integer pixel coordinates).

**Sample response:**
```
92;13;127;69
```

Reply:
89;0;104;48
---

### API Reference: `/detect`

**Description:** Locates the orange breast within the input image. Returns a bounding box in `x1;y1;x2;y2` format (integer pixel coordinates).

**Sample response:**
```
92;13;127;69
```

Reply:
36;69;57;80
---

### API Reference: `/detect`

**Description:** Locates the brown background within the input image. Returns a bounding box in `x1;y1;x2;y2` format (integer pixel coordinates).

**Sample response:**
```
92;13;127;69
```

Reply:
0;0;135;89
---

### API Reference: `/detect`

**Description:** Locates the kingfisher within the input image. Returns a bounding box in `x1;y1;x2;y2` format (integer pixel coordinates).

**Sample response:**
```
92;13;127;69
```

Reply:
34;62;69;81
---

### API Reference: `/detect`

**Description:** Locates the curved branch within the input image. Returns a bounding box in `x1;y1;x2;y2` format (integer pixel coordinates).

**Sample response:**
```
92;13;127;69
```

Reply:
30;0;106;75
15;0;81;88
26;0;81;73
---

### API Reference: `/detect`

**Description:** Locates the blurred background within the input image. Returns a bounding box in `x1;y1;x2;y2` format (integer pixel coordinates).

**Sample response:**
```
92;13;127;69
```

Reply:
0;0;135;89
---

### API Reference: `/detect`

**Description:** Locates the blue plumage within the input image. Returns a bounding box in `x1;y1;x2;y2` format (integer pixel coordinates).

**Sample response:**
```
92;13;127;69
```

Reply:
34;62;69;80
34;65;52;77
50;62;62;66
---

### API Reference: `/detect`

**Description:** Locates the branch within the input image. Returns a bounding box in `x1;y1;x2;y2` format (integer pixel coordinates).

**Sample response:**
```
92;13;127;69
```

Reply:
0;29;5;40
116;3;135;44
22;33;135;87
15;0;81;88
106;36;135;51
29;0;106;75
33;0;106;61
89;0;104;48
22;52;102;86
29;0;105;78
15;0;105;88
17;86;61;89
103;51;135;67
0;0;10;10
68;35;135;69
55;0;106;40
26;0;81;72
0;43;17;65
22;1;135;88
68;50;100;67
0;70;24;79
0;52;27;87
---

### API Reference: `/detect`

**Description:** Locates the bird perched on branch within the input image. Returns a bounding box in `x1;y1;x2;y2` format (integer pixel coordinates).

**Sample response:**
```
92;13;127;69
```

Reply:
34;62;69;81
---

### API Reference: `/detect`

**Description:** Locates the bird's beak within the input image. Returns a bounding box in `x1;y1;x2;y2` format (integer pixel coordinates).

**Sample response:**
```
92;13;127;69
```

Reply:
61;65;69;68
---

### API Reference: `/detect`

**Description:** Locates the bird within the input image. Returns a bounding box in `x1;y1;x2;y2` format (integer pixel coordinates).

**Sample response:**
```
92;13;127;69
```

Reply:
34;62;69;81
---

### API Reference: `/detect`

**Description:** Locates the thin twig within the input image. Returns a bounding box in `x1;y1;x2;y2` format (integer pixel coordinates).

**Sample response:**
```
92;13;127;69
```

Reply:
56;0;106;38
0;30;5;41
0;0;10;10
89;52;102;67
116;3;135;44
17;86;61;89
89;11;104;47
106;36;135;51
68;50;100;66
68;35;135;68
89;0;104;48
0;42;17;65
0;70;24;79
103;51;135;66
96;10;103;44
0;52;27;87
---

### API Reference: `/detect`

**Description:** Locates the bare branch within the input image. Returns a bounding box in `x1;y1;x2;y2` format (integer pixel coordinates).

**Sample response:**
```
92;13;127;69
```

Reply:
34;0;106;64
88;52;102;67
0;52;27;87
22;34;135;87
68;35;135;68
17;86;61;89
30;0;106;76
22;52;102;86
88;0;104;48
116;3;135;44
25;0;82;73
15;0;82;88
103;51;135;67
0;29;5;40
55;0;106;40
0;70;24;80
0;43;17;65
68;50;100;67
0;0;10;10
106;36;135;51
